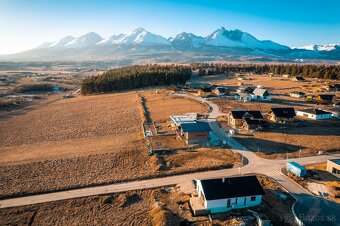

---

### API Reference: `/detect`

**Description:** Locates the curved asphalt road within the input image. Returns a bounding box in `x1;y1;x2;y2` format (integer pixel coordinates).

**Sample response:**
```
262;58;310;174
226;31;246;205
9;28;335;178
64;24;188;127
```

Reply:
1;93;339;226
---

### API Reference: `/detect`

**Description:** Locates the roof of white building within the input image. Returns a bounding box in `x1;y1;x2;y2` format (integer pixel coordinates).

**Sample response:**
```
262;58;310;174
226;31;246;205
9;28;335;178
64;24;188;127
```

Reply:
297;108;332;115
170;113;197;126
198;175;265;200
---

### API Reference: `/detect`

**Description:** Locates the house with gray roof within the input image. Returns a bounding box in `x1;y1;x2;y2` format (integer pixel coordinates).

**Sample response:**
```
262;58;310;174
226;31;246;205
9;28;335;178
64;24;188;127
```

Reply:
251;88;272;101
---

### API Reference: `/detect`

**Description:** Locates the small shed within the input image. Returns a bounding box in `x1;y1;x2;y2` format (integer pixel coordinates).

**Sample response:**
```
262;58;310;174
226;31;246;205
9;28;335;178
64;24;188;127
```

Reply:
287;162;307;178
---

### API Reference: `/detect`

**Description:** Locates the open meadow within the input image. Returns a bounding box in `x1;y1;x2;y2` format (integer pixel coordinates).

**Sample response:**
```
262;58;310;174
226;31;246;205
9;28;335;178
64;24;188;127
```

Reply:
0;88;241;198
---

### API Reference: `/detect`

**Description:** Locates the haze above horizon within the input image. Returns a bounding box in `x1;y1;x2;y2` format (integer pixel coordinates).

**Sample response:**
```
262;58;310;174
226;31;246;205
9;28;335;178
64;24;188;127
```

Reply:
0;0;339;54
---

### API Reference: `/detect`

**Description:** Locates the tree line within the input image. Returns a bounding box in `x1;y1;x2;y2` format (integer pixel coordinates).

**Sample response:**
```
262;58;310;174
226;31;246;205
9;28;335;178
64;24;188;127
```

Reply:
81;64;192;94
191;63;339;79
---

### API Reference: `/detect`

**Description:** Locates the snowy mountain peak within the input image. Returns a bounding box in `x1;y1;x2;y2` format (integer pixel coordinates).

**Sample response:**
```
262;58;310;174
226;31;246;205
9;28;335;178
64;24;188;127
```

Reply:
131;27;147;34
172;32;205;48
114;27;170;46
50;36;76;48
97;34;124;45
65;32;103;48
205;28;288;50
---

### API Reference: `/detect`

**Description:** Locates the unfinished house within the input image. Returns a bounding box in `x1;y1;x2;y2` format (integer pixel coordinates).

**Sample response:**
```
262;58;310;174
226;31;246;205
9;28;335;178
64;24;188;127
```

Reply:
315;94;335;104
180;122;211;144
228;110;263;128
267;107;296;123
242;118;263;131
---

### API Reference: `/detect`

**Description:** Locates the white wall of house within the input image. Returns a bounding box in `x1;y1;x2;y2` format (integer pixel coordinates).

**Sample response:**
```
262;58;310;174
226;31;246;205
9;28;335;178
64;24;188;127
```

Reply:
206;195;262;213
250;95;272;101
296;111;332;120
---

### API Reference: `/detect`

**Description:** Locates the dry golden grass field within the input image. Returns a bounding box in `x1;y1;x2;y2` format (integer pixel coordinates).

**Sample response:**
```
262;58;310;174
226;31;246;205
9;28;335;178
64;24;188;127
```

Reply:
191;74;340;95
0;93;143;164
232;119;340;159
141;89;209;122
0;89;240;198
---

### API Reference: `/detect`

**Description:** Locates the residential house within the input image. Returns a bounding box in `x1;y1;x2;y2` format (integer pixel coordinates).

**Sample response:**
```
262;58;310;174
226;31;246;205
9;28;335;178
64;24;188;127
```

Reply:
181;122;211;144
326;159;340;178
198;87;212;96
236;86;254;94
228;110;263;127
251;88;272;101
242;118;263;131
289;91;306;98
296;108;333;120
190;175;265;215
327;107;340;118
234;93;252;102
187;82;210;89
315;94;335;104
267;107;296;123
323;84;340;92
292;76;306;82
213;87;229;96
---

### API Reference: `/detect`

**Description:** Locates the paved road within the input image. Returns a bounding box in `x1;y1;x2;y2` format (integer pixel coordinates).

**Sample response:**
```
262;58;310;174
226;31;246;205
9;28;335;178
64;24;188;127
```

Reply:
1;93;339;226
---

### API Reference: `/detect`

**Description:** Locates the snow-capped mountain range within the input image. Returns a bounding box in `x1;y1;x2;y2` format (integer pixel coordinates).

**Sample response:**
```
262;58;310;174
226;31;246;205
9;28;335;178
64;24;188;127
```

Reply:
2;27;339;62
36;27;291;50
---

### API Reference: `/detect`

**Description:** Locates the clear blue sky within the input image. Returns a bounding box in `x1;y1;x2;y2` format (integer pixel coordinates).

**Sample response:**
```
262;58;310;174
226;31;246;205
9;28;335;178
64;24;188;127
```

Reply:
0;0;339;54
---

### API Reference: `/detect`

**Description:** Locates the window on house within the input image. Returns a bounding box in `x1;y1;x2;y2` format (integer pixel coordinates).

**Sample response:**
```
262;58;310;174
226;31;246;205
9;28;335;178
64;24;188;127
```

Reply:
227;199;231;208
250;196;256;201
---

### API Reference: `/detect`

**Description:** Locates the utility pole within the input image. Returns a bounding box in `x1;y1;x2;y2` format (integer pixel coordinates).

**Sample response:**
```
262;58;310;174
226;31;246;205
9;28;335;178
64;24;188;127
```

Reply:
299;149;301;158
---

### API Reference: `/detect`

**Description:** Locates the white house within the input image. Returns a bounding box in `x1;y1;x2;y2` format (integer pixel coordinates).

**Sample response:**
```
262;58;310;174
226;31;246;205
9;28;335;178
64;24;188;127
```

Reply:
234;93;252;102
251;88;272;101
296;108;333;120
190;175;265;215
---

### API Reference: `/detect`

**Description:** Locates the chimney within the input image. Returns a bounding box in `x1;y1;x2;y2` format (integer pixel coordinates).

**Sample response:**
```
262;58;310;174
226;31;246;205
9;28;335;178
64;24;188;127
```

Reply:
222;178;225;183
